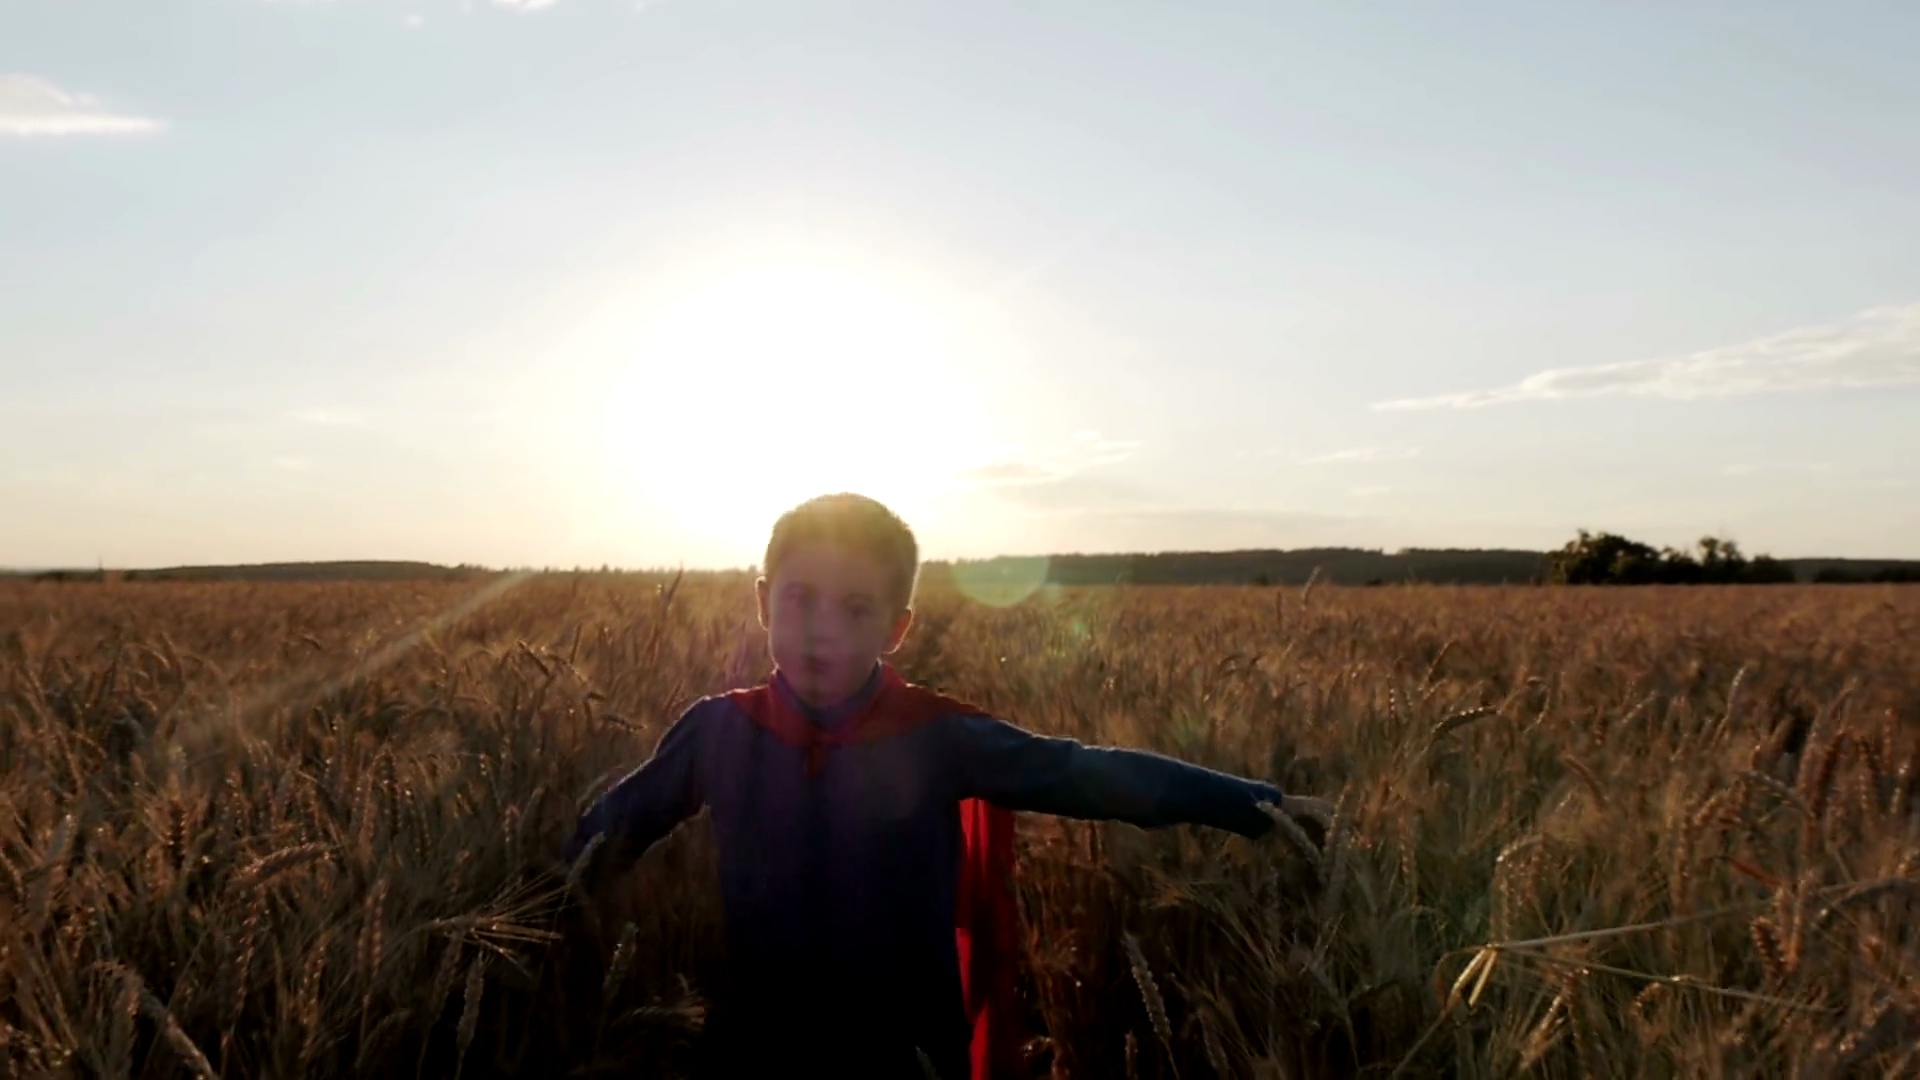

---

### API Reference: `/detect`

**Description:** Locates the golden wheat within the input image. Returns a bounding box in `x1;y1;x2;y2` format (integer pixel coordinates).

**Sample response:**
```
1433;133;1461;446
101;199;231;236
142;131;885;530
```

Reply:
0;576;1915;1077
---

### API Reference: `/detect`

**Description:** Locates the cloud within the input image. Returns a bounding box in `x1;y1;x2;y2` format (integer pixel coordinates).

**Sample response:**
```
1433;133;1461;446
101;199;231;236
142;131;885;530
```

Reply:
959;432;1379;552
284;408;369;427
1046;505;1362;554
984;471;1165;512
1376;303;1920;410
961;432;1174;522
0;74;164;137
961;461;1057;485
1066;430;1142;465
1302;446;1421;464
960;433;1367;553
271;456;315;471
1721;462;1833;478
960;430;1141;490
1349;485;1394;497
263;0;562;9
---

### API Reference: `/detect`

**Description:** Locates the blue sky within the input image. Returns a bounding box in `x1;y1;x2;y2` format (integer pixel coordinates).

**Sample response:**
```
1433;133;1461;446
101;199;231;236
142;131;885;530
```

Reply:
5;1;1918;569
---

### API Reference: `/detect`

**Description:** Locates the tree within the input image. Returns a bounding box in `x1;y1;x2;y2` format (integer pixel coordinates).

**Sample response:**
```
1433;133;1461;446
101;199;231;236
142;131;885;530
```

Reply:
1550;530;1791;585
1548;530;1662;584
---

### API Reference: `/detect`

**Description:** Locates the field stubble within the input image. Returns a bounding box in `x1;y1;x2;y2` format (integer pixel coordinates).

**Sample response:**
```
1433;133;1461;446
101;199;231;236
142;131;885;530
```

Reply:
1;576;1916;1078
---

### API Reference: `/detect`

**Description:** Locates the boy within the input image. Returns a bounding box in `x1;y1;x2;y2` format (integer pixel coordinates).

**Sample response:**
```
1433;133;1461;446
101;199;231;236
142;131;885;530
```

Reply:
565;493;1326;1079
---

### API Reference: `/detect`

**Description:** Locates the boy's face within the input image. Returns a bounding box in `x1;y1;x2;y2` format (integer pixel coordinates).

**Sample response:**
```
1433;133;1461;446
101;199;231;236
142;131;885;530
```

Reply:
756;543;913;707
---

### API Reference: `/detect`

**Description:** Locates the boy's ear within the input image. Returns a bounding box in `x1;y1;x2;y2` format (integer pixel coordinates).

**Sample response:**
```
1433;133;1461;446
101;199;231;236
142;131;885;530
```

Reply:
754;576;772;630
882;606;914;655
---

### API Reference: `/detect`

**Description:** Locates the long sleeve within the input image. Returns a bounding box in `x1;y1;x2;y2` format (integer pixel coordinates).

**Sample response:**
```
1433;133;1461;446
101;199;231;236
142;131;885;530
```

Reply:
564;701;710;872
946;714;1282;838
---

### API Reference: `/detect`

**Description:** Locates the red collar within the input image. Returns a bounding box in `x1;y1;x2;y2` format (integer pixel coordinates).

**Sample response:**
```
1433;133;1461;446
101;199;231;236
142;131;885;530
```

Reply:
734;663;948;776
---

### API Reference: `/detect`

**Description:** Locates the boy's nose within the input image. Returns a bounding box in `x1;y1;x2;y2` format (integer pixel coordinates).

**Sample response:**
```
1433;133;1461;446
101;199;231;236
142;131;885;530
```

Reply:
797;615;843;644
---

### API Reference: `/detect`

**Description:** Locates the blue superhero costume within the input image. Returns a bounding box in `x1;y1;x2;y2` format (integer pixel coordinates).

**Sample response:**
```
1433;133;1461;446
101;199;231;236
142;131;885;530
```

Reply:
566;662;1283;1078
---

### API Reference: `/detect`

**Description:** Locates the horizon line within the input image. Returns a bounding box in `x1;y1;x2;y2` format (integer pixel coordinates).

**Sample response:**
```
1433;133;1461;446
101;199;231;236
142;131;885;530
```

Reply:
9;545;1920;576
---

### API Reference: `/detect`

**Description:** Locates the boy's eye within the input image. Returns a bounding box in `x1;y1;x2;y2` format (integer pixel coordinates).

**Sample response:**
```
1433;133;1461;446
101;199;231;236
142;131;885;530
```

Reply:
845;603;872;620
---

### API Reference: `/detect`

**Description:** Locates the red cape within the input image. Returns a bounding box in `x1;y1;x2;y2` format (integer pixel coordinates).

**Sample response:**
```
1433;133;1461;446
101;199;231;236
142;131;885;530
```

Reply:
728;664;1022;1080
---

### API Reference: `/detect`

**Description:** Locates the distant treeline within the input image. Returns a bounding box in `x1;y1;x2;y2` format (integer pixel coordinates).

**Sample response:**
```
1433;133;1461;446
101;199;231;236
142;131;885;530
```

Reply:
924;536;1920;588
12;545;1919;587
19;561;491;584
920;548;1551;588
1808;565;1920;584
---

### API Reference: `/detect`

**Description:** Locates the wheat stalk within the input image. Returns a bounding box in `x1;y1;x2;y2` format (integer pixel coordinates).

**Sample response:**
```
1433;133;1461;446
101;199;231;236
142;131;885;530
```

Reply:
358;876;389;1036
1429;706;1498;746
565;832;605;898
602;920;638;1001
101;964;217;1080
230;843;332;892
454;952;489;1080
1122;932;1173;1053
24;813;75;930
1517;979;1573;1070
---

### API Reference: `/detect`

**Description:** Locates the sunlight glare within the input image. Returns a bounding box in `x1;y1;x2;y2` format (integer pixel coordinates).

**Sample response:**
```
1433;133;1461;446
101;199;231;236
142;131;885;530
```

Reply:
591;250;990;566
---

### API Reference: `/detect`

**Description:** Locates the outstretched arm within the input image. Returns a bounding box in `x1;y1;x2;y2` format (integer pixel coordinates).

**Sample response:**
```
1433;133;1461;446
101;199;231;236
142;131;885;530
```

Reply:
947;714;1285;838
564;702;709;875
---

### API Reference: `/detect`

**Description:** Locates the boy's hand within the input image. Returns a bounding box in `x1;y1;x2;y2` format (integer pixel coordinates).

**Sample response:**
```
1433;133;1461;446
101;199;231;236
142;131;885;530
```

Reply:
1251;795;1328;860
1277;794;1334;828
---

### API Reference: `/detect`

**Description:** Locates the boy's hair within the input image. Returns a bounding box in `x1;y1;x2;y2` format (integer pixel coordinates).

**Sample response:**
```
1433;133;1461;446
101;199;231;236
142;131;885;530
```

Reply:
763;493;920;608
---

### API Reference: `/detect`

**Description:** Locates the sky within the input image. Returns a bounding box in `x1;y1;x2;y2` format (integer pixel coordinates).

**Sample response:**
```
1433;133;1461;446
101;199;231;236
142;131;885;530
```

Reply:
5;0;1919;570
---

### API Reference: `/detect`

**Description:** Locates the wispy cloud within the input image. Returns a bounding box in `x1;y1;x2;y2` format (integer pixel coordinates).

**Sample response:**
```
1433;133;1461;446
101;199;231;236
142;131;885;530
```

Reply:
0;74;164;137
1047;505;1361;554
960;437;1365;552
284;408;370;427
271;456;315;472
1721;462;1833;478
1349;485;1394;497
1302;446;1421;464
961;431;1141;489
961;461;1057;485
1067;430;1143;465
1376;303;1920;410
263;0;563;10
981;471;1165;513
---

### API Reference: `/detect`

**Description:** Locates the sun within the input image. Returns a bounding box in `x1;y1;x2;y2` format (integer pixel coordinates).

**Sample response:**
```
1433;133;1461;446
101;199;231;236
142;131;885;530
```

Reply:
587;249;990;565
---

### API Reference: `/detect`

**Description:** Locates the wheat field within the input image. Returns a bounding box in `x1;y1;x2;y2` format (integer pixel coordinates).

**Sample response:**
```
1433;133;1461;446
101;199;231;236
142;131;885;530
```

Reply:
1;575;1915;1078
